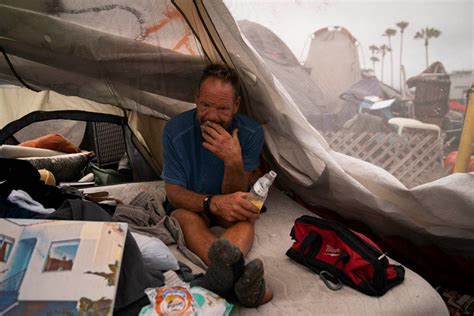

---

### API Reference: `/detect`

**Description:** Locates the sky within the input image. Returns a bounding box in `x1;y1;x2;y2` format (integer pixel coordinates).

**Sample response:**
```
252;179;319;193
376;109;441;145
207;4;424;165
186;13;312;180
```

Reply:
224;0;473;89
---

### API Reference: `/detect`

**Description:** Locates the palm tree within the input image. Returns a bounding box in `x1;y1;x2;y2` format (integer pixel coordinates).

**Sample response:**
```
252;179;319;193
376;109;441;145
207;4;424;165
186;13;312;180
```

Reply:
379;44;389;82
368;45;379;72
383;28;397;87
396;21;409;89
414;27;441;68
369;45;379;57
370;56;380;74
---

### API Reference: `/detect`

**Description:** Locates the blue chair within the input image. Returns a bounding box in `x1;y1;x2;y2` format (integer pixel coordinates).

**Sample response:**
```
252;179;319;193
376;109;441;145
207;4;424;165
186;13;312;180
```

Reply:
358;97;396;120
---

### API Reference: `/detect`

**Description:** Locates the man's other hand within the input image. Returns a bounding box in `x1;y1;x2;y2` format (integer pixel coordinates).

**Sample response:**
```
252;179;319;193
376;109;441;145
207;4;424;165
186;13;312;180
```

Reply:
202;122;241;164
211;192;260;223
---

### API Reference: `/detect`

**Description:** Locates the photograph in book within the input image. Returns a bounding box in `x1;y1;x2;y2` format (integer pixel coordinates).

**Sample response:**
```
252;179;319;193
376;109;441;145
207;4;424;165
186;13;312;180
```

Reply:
0;219;127;316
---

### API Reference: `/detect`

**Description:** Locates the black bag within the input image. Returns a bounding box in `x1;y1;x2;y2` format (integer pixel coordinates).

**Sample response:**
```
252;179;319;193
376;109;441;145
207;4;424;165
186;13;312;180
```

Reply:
286;215;405;296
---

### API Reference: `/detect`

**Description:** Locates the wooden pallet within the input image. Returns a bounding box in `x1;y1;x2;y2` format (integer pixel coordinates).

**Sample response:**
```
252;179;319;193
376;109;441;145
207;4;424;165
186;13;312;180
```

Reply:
323;131;445;187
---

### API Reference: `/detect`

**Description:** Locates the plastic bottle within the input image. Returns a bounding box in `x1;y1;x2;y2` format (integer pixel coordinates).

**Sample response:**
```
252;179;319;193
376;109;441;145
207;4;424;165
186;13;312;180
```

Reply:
247;170;277;210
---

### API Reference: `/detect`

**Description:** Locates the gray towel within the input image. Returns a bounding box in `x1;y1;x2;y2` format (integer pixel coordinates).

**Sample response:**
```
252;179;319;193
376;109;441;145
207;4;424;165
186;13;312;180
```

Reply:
113;191;207;269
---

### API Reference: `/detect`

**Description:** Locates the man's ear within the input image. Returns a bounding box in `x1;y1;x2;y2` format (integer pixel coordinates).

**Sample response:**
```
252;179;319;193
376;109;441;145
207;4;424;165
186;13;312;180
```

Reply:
233;96;241;114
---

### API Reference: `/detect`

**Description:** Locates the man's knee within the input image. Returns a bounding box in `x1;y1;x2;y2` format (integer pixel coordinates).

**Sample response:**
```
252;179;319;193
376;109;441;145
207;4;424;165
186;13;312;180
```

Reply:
219;218;255;229
171;208;196;221
172;209;209;226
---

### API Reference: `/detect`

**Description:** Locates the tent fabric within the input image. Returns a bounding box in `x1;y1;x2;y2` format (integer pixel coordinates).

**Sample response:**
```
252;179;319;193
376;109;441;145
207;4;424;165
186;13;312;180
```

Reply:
0;87;125;149
0;87;124;129
238;20;328;119
14;120;87;146
0;0;205;172
0;1;207;113
0;0;472;272
173;0;233;66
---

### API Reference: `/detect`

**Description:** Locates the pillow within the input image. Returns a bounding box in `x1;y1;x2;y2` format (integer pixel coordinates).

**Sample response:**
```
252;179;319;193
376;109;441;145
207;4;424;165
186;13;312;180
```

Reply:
0;144;64;158
20;151;92;183
19;133;81;153
131;232;179;271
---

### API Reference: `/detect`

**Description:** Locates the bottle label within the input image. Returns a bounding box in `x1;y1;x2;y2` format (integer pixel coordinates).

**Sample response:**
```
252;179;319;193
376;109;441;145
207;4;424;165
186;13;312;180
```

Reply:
253;181;265;196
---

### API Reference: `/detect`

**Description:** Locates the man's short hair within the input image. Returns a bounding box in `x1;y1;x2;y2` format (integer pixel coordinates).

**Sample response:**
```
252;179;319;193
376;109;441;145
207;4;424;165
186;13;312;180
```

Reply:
198;64;241;100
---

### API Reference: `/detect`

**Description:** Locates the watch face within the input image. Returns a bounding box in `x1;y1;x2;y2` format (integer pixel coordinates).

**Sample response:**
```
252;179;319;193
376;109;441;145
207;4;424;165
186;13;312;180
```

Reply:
203;195;212;213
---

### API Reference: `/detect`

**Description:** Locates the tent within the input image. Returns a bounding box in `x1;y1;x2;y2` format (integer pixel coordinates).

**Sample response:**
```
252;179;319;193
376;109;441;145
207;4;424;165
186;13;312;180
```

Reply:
0;0;473;301
303;26;362;114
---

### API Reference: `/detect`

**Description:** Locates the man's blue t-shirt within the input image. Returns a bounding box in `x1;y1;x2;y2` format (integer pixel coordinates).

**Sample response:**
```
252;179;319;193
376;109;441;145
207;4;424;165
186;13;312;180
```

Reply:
161;109;264;207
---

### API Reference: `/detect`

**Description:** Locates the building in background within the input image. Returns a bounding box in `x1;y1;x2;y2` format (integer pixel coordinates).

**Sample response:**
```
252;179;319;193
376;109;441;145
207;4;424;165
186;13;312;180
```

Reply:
449;70;473;101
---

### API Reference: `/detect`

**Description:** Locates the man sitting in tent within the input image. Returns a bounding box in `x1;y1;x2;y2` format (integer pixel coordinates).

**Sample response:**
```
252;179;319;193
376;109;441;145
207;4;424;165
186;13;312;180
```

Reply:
162;63;273;307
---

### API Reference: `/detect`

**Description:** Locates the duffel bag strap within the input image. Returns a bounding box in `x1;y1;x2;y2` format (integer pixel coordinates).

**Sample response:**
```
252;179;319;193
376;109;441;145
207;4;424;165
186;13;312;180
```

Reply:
300;230;322;259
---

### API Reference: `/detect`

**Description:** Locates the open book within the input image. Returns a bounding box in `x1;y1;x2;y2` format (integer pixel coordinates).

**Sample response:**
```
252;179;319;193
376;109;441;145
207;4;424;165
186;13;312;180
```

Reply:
0;219;127;316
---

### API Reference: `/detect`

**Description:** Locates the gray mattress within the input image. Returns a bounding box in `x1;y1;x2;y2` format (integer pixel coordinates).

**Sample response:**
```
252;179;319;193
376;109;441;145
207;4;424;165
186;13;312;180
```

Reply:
83;181;448;316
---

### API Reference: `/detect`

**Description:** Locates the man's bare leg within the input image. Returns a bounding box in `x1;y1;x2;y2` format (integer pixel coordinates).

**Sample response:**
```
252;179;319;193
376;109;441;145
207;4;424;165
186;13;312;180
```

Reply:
220;220;255;256
174;210;272;305
172;209;218;265
173;210;255;263
173;210;245;296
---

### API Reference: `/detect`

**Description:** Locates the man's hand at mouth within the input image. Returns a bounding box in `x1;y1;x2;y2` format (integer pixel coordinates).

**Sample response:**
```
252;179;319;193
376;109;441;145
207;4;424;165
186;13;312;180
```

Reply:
202;121;242;164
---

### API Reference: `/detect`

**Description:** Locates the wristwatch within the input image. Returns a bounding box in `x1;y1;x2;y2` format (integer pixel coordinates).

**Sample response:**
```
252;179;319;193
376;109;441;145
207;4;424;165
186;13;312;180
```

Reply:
203;195;213;214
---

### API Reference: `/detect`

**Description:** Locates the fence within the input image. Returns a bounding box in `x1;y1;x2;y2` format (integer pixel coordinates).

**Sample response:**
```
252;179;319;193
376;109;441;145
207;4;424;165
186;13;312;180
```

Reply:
323;131;446;188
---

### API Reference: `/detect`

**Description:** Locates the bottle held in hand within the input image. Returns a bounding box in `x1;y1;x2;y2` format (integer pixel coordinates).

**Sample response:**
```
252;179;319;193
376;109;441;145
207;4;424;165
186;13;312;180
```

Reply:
247;171;277;211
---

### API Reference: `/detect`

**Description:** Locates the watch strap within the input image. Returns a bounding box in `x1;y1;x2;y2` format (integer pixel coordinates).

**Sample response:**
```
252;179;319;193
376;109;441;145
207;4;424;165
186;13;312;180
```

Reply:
203;195;213;214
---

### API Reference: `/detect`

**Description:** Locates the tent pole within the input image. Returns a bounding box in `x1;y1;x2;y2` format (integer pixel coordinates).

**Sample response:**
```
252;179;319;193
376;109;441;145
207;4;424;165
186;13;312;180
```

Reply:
454;84;474;173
